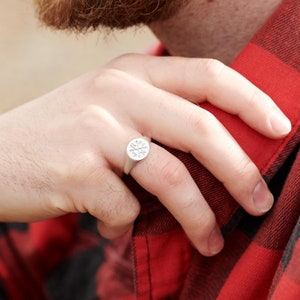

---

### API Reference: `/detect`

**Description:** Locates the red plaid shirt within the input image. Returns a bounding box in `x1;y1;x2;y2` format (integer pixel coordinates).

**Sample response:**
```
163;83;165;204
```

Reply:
0;0;299;299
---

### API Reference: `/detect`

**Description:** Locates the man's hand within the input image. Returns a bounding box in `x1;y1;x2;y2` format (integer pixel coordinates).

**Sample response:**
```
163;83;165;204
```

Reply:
0;54;291;256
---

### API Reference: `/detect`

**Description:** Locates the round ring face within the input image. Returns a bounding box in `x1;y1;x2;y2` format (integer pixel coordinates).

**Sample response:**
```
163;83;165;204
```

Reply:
126;137;150;162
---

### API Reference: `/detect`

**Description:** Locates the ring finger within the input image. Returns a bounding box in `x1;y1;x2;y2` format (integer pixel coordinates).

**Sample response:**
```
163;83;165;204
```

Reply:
128;142;224;256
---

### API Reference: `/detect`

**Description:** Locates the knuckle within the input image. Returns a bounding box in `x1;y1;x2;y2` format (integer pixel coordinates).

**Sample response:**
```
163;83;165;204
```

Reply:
92;190;140;227
101;205;138;228
158;158;186;188
109;53;139;66
247;87;269;111
66;156;104;191
78;105;115;139
187;209;216;238
202;58;226;80
176;196;199;216
82;153;103;178
79;104;102;128
247;87;260;108
94;67;131;90
113;197;140;225
232;157;258;184
188;107;217;135
188;107;204;131
178;58;225;94
77;104;115;138
200;213;216;235
104;53;142;72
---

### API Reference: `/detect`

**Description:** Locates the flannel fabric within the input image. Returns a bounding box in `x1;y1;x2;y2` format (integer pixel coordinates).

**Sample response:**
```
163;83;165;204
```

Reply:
129;1;300;299
0;0;299;299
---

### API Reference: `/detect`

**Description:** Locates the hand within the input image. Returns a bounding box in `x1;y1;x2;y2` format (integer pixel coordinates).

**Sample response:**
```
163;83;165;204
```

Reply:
0;54;291;256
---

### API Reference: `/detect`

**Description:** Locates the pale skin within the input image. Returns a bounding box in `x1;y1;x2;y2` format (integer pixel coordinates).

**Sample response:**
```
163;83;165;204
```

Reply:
0;0;290;256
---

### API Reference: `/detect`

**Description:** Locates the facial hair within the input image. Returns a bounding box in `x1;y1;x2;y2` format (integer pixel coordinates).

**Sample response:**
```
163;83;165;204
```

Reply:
34;0;185;32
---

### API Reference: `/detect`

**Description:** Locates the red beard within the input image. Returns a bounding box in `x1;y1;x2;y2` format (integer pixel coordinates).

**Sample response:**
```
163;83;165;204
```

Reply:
34;0;185;32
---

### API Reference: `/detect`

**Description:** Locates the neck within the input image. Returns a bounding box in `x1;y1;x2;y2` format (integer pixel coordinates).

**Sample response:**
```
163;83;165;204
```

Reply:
150;0;282;64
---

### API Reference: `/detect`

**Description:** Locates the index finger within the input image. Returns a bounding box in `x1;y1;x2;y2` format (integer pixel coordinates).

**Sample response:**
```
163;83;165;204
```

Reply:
114;54;291;138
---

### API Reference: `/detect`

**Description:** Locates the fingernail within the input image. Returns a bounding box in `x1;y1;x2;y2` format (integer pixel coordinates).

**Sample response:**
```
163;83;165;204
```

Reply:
208;226;224;255
269;108;291;136
253;180;274;213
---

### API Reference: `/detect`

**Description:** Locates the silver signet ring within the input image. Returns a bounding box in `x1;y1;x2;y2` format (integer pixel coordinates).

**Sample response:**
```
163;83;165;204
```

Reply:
124;137;151;174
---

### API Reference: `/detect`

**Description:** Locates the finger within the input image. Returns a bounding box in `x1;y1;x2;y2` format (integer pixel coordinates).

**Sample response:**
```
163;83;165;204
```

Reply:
119;84;274;216
97;221;134;240
130;143;224;257
185;110;275;216
117;55;291;138
82;168;141;239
